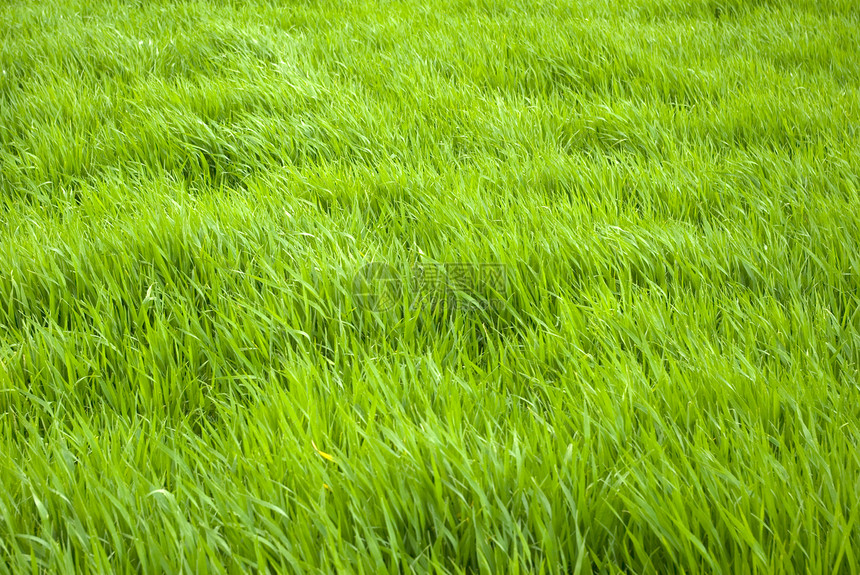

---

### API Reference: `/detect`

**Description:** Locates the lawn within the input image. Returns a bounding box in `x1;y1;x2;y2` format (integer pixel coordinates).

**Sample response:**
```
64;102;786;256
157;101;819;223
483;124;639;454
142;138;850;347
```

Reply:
1;0;859;572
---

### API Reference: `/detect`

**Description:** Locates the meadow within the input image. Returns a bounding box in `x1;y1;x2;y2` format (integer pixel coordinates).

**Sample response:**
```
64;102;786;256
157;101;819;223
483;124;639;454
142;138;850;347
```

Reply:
1;0;859;572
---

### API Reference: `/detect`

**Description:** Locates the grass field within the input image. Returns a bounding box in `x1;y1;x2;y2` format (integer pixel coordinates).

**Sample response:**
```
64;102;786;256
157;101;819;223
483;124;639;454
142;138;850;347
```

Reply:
1;0;859;572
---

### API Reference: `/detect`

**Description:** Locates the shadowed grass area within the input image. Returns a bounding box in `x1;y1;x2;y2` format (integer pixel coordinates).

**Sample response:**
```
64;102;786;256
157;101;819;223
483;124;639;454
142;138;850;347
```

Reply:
1;0;859;572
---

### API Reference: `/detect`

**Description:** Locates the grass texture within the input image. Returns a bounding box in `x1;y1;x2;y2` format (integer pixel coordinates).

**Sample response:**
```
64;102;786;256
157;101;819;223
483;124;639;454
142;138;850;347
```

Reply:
1;0;859;572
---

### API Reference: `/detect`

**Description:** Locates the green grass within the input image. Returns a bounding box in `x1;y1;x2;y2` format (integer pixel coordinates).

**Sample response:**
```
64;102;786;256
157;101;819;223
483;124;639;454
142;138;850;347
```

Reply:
1;0;859;572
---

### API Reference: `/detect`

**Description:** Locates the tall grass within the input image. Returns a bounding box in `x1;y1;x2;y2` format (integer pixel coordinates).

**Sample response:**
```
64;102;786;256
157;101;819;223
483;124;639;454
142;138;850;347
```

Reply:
1;0;859;572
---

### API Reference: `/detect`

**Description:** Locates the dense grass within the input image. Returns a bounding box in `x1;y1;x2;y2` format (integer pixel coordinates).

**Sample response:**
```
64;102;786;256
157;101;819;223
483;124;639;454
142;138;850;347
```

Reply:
1;0;859;572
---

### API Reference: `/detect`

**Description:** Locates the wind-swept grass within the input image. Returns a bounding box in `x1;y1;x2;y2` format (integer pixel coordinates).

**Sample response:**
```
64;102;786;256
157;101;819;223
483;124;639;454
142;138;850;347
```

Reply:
1;0;859;572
